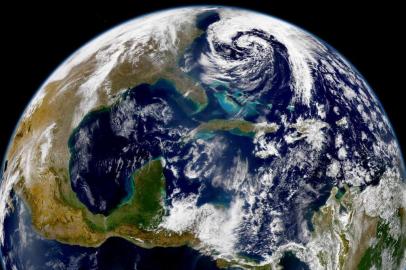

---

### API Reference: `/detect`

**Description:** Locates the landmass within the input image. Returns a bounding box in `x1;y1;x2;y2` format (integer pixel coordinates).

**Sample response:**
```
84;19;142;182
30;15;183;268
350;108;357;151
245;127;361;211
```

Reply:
190;119;279;139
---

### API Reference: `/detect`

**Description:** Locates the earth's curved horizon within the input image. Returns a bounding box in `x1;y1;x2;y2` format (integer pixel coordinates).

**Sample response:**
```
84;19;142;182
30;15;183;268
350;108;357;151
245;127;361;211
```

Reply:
1;6;405;270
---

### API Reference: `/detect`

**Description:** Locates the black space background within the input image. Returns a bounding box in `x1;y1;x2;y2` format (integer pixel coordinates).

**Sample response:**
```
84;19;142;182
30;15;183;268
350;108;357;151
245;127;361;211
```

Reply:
1;0;405;161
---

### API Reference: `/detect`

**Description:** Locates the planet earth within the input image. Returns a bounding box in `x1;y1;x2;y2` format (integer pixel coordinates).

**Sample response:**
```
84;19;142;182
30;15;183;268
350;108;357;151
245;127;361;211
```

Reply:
0;6;405;270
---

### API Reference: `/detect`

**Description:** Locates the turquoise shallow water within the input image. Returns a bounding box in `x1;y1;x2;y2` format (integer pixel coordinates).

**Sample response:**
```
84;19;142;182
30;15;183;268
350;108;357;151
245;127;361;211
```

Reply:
214;91;241;115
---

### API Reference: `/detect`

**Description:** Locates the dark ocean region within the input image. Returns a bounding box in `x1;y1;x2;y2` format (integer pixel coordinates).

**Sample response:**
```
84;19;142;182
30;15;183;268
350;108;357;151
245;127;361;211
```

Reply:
196;10;220;31
176;13;396;259
67;77;263;220
279;252;310;270
68;79;199;215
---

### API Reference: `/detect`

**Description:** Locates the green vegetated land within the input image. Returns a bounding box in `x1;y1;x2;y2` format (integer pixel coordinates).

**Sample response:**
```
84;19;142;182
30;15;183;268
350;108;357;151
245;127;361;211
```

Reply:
358;209;406;270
